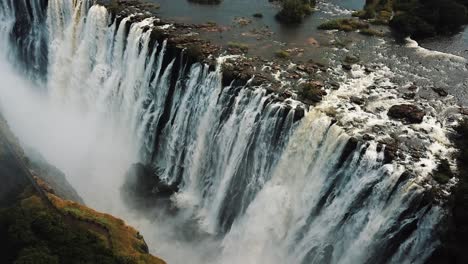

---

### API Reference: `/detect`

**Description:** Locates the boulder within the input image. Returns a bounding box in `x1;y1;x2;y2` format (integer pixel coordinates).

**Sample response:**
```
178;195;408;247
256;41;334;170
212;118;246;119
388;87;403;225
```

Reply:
350;96;365;105
387;104;425;124
432;87;448;97
344;55;360;64
121;163;178;209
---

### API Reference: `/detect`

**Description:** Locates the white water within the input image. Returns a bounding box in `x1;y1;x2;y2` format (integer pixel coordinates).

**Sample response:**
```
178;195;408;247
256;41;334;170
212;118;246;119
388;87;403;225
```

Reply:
0;1;445;264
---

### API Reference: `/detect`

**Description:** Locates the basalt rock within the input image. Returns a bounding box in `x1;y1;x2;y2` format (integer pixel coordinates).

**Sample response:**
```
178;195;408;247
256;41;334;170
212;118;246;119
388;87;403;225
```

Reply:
388;104;426;124
121;163;179;210
432;87;449;97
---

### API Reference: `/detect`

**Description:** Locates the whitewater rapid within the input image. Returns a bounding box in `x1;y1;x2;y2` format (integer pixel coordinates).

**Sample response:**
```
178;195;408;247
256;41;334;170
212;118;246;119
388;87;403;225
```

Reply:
0;0;452;263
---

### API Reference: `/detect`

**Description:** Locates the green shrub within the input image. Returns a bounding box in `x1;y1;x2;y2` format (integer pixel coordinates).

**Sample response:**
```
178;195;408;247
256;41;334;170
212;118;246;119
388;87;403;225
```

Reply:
318;18;369;31
227;42;249;52
275;49;290;59
391;0;468;38
0;196;130;264
297;82;325;104
359;28;385;36
275;0;316;24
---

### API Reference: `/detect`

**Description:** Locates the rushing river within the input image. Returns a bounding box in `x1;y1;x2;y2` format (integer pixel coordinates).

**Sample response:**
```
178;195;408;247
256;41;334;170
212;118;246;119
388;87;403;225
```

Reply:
0;0;466;264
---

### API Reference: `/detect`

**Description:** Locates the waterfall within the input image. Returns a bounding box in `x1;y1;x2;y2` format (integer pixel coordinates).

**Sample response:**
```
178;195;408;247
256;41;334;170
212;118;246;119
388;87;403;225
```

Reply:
0;1;443;264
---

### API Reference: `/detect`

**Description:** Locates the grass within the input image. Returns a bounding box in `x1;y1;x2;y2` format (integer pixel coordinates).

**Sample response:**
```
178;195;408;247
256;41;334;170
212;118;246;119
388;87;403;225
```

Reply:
48;194;165;264
275;49;290;59
227;42;249;52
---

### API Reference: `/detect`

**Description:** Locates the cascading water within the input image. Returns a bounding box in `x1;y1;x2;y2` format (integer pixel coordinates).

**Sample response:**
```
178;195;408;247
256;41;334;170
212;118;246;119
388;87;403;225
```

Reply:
0;0;446;263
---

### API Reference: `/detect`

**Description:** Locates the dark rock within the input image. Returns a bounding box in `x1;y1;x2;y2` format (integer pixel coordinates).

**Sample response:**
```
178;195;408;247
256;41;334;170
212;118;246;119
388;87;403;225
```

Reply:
342;64;353;71
460;108;468;116
432;87;448;97
298;81;327;105
328;81;340;90
344;55;360;64
388;104;426;124
408;84;418;91
350;96;365;105
402;92;416;100
293;106;306;122
121;163;178;209
253;13;263;18
378;139;399;164
338;137;359;166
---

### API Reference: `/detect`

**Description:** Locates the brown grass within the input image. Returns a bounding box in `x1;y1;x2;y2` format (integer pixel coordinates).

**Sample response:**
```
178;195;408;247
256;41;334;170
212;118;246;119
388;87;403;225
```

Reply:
48;194;166;264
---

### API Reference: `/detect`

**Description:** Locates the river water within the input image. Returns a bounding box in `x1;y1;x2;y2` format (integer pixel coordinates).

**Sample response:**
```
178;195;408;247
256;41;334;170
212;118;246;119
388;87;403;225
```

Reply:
152;0;468;104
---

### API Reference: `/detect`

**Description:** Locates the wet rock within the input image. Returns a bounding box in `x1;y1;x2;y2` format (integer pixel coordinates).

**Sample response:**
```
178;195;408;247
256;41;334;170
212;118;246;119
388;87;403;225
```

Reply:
378;139;399;164
328;81;340;90
298;81;327;105
402;92;416;100
306;37;320;47
350;96;365;105
460;108;468;116
432;87;448;97
362;134;375;140
342;64;353;71
338;137;359;166
121;163;178;209
344;55;360;64
253;13;263;18
408;84;418;91
388;104;426;124
293;106;306;122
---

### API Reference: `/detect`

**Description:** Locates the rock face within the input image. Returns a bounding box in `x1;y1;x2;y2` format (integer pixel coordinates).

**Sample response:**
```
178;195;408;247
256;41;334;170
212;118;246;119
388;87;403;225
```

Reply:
121;163;179;209
387;104;425;124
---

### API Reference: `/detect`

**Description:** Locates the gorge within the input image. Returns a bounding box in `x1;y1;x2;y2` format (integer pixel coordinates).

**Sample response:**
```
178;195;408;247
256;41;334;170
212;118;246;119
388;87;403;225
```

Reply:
0;0;467;263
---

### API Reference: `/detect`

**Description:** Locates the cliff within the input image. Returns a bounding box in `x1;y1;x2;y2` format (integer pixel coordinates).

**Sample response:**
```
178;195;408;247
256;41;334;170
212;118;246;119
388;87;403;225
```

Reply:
0;113;166;264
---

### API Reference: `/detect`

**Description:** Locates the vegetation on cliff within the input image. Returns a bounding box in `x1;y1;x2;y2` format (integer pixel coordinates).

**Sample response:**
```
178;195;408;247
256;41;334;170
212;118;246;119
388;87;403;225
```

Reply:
0;113;165;264
0;190;129;264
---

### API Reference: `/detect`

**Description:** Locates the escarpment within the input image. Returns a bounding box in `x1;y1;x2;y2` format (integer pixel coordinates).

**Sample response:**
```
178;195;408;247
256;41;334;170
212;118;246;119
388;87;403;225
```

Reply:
0;113;166;264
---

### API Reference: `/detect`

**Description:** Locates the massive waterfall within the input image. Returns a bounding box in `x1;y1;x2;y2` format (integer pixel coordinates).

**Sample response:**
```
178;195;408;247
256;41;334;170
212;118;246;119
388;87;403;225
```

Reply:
0;0;443;263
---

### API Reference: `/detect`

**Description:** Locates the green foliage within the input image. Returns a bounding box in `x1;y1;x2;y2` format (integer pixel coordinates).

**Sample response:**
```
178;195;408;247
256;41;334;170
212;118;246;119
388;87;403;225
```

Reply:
0;197;131;264
14;247;59;264
227;42;249;52
359;28;385;36
391;0;468;38
185;44;204;62
275;0;316;24
297;82;325;104
318;18;369;31
275;49;290;59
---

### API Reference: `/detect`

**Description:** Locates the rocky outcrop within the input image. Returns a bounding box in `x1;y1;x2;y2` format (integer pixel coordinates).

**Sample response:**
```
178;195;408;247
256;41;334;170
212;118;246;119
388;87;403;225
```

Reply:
121;163;179;210
0;111;166;264
387;104;426;124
